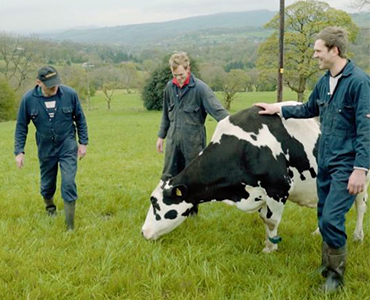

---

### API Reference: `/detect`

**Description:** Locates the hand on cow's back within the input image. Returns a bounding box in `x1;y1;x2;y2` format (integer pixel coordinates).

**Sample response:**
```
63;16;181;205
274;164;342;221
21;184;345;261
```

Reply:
254;103;281;115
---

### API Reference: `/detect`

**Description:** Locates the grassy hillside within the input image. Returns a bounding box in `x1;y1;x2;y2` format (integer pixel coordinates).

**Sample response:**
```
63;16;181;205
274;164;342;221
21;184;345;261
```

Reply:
0;91;369;299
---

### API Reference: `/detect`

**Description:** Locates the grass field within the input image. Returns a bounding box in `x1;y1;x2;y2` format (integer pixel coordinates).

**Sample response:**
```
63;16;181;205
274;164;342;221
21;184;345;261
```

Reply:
0;90;369;300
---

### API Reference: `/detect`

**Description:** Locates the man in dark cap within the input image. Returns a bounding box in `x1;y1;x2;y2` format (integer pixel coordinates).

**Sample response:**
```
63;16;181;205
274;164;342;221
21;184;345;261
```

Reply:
14;66;89;230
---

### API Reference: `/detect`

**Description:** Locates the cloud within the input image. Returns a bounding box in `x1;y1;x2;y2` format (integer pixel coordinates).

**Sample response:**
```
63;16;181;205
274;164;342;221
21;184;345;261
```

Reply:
0;0;356;34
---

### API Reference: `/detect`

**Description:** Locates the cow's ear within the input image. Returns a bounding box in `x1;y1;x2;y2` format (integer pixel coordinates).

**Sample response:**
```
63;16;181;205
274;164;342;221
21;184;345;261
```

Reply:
172;184;188;198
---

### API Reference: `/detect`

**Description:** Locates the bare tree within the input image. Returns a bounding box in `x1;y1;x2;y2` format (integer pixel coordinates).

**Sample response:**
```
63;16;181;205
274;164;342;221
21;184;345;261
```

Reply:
120;62;138;93
0;33;39;92
221;69;250;110
102;83;115;110
351;0;370;11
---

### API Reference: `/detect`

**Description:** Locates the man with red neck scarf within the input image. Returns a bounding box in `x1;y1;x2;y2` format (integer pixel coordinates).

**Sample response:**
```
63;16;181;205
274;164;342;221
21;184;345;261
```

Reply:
156;52;228;215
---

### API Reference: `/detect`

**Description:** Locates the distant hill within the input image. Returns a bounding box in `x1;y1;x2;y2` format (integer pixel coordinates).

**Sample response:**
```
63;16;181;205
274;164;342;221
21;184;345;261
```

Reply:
39;10;276;45
39;10;369;46
351;12;370;27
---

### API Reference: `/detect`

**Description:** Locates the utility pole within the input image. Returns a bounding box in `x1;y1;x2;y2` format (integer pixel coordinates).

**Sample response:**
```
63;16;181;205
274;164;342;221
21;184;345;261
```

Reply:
277;0;285;102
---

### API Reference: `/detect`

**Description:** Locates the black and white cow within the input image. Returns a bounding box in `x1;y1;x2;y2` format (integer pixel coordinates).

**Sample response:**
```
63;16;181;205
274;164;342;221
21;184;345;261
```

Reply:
142;103;368;253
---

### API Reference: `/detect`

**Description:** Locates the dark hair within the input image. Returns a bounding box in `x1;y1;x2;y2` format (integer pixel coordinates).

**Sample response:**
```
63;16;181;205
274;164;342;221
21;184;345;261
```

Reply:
316;27;348;58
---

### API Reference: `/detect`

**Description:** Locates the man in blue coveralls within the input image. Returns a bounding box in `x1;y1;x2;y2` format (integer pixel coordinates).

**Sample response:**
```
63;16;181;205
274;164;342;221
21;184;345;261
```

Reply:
14;66;89;231
156;52;229;215
255;27;370;293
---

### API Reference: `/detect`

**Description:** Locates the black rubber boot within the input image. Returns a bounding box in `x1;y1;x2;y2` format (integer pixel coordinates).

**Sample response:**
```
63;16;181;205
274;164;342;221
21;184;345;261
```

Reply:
44;197;57;216
64;200;76;231
321;244;346;293
320;241;329;278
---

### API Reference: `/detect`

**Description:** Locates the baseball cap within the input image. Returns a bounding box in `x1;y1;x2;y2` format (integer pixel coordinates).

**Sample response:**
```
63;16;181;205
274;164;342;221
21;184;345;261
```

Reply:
37;66;61;88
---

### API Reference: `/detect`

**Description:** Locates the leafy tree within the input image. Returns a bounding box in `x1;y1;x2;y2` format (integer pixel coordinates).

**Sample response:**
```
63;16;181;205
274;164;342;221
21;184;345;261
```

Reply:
60;66;95;102
142;64;172;111
199;63;226;92
141;54;200;111
221;69;250;110
224;60;245;72
257;1;359;102
0;79;16;121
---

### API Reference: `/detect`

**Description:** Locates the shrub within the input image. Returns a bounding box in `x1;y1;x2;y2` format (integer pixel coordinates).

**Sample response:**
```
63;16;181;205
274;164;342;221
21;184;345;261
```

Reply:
0;80;17;122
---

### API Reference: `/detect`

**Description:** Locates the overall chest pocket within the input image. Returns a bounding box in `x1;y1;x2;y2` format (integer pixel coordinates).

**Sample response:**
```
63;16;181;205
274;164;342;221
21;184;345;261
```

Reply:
62;107;73;120
30;109;39;122
167;103;175;121
183;105;201;126
334;105;355;132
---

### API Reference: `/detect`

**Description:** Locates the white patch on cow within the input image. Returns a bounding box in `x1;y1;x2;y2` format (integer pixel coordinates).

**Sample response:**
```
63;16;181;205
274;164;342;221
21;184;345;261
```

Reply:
163;181;173;191
222;186;267;212
222;200;235;206
211;117;284;160
280;115;320;208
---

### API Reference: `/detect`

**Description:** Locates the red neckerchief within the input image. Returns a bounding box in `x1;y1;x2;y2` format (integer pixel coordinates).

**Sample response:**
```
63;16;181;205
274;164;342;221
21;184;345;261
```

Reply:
172;72;190;88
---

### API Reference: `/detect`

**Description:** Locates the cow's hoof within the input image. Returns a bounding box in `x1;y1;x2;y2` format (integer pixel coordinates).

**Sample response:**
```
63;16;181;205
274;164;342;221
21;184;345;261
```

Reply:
353;231;364;242
262;246;278;253
312;228;320;236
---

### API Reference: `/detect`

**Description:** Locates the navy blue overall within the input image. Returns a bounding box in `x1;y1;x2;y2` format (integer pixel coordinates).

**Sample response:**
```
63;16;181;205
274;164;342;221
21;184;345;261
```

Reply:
158;74;228;179
282;61;370;249
15;85;88;202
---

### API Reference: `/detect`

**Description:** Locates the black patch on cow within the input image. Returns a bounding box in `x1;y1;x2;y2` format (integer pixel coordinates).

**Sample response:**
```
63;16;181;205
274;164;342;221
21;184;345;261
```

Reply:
266;206;273;219
150;197;161;212
182;208;193;217
160;106;319;210
251;134;257;141
229;106;317;192
164;210;178;220
309;167;317;178
150;196;162;221
300;173;306;181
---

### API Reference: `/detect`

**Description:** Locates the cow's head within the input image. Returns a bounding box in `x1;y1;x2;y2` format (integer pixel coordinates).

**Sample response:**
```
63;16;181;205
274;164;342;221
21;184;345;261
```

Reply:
141;180;194;240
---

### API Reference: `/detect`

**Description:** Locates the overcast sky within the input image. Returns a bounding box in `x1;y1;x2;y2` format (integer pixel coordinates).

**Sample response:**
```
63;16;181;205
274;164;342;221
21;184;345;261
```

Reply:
0;0;358;34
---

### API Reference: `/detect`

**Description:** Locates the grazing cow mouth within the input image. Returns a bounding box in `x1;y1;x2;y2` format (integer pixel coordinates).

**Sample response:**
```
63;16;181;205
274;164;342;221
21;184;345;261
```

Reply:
141;227;158;240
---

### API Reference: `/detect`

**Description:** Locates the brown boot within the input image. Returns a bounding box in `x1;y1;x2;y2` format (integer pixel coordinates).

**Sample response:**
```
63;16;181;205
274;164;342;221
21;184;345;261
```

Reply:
64;200;76;231
44;197;56;216
321;244;346;293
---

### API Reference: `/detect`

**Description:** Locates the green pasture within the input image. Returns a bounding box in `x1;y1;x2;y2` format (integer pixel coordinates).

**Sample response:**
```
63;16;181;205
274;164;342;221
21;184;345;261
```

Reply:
0;91;369;300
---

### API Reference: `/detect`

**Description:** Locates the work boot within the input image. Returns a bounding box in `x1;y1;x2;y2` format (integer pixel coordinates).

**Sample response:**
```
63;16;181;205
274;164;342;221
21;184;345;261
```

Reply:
44;197;57;216
319;241;329;278
64;200;76;231
321;244;347;293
